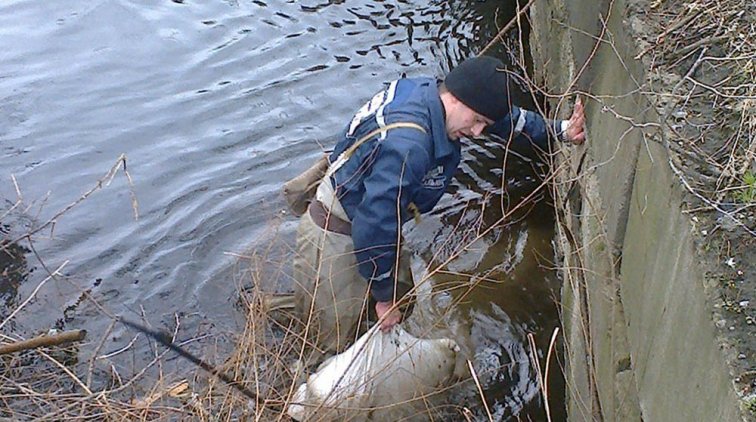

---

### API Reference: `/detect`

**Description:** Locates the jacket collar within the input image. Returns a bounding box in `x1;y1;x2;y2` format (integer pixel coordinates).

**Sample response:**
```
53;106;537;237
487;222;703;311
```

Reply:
425;81;456;159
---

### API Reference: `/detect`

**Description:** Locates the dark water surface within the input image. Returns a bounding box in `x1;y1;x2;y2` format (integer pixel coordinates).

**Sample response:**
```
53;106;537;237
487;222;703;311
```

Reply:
0;0;562;419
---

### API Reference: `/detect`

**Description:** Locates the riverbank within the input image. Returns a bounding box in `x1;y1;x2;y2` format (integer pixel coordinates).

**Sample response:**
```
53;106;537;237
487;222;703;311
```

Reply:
529;0;754;419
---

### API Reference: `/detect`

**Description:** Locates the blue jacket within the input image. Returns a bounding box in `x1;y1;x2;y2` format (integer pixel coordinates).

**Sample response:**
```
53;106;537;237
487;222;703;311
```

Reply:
328;77;563;302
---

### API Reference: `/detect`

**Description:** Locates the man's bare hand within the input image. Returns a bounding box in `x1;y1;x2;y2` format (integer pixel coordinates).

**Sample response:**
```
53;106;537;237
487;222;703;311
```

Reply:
565;97;586;145
375;301;402;333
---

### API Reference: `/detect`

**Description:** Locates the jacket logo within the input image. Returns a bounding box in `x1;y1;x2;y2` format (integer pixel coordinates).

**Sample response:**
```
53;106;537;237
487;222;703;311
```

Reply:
422;166;445;189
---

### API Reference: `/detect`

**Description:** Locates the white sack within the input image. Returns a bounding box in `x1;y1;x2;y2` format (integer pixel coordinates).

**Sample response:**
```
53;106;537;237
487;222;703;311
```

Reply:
287;324;460;421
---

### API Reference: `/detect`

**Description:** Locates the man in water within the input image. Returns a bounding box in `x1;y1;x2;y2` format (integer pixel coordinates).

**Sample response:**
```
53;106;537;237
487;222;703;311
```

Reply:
292;56;585;363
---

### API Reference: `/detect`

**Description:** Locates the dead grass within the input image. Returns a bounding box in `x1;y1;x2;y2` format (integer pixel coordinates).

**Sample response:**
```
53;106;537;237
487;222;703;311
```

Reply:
640;0;756;216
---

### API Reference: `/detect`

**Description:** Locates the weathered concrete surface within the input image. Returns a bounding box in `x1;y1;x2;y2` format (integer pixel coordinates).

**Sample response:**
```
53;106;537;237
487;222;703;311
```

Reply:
530;0;748;420
622;127;742;421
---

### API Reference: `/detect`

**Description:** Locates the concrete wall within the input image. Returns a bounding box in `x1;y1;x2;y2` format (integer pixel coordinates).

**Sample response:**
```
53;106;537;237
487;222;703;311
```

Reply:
529;0;745;420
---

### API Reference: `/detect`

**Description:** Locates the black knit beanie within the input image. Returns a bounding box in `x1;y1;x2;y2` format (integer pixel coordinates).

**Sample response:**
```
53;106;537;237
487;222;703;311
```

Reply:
444;56;510;121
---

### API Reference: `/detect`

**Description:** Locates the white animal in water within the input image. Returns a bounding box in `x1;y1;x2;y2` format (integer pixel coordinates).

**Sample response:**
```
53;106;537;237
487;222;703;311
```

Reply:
288;256;463;421
287;323;460;422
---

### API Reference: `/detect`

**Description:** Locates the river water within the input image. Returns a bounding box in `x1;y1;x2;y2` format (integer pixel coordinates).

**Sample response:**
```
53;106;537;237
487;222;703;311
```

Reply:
0;0;563;420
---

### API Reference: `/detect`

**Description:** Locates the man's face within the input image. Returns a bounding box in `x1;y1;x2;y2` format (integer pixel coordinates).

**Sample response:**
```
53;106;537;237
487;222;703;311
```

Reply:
444;96;493;140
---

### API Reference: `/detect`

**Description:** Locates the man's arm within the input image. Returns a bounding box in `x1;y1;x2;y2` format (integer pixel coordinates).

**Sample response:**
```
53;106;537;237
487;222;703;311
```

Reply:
487;98;586;150
350;135;428;332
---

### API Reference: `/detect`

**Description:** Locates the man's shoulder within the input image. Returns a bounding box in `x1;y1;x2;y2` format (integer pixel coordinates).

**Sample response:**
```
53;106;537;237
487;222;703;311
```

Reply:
395;76;437;88
384;77;439;127
392;77;437;102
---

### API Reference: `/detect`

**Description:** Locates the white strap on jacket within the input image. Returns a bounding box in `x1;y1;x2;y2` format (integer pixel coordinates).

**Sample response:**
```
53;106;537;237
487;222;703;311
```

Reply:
327;122;426;177
317;121;427;222
315;178;350;221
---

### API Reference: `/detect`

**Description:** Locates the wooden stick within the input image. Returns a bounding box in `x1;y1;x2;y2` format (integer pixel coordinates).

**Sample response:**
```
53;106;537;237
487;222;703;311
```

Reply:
118;318;270;406
0;329;87;355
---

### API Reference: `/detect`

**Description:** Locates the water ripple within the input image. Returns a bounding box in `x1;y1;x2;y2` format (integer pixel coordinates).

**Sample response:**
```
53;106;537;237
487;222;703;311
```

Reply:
0;0;558;419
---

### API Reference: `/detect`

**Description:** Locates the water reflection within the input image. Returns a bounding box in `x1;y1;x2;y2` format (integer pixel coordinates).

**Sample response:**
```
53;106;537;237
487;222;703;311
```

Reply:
404;144;559;419
0;0;560;419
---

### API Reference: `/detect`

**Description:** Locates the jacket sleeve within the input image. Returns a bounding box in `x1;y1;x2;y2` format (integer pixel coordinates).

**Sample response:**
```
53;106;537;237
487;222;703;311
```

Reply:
487;106;566;152
350;132;429;302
